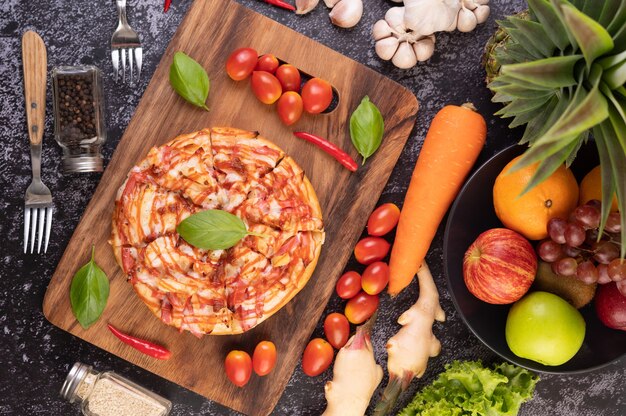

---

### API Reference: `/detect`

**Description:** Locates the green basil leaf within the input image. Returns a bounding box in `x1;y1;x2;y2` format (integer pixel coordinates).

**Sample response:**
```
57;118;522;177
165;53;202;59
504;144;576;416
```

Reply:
70;246;110;329
169;51;210;111
177;210;253;250
349;96;384;164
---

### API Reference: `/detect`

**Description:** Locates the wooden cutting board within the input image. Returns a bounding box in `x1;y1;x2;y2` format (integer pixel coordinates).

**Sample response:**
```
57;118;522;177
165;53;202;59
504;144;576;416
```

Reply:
43;0;418;414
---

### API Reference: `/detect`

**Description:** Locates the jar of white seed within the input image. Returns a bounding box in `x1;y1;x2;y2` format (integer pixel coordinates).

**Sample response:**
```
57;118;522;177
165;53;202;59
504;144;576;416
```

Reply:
60;362;172;416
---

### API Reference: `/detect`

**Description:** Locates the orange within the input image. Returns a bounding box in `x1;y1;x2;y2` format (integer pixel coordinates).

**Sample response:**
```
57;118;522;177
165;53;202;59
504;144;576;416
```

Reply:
579;165;618;212
493;155;579;240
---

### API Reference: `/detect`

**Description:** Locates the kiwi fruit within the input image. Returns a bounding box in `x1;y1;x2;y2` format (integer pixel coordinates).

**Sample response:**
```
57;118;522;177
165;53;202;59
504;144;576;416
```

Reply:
533;261;596;309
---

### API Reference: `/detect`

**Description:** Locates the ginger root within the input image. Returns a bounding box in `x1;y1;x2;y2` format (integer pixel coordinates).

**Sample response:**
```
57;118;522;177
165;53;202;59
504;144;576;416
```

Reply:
374;262;445;416
322;317;383;416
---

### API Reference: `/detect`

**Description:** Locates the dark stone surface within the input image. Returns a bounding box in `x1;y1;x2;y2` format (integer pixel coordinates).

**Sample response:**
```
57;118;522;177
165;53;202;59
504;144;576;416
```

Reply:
0;0;624;415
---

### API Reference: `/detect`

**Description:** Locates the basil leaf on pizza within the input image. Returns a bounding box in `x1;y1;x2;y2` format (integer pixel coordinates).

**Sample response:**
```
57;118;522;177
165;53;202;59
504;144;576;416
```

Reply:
70;246;110;329
177;209;258;250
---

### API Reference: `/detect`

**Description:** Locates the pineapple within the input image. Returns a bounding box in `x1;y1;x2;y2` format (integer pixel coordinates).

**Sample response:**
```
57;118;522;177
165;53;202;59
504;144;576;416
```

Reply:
485;0;626;256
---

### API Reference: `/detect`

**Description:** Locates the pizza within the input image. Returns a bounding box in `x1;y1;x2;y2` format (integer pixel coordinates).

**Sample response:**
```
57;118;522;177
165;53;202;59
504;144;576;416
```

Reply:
109;127;324;336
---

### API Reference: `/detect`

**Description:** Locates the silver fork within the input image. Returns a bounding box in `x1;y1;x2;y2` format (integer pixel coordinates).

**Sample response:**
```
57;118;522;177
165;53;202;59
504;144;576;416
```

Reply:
111;0;143;83
22;31;53;254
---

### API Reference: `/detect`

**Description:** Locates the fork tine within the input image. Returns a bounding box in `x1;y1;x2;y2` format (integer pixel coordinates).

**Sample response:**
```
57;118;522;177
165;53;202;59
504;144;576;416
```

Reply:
37;207;45;253
121;48;127;83
44;207;53;253
24;208;31;253
112;49;120;82
30;208;38;254
135;47;142;81
129;48;134;84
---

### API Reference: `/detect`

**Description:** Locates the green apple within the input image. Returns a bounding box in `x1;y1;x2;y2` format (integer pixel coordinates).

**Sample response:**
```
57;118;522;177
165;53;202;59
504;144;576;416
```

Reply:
506;291;585;366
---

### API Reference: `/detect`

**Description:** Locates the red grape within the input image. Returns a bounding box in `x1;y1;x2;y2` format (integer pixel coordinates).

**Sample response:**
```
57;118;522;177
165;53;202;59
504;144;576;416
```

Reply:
573;205;601;229
562;245;582;258
605;212;621;233
587;199;602;210
607;258;626;282
576;260;598;284
598;264;612;284
547;218;568;244
585;228;600;245
564;223;586;247
594;242;620;264
553;257;578;276
537;240;563;262
617;280;626;297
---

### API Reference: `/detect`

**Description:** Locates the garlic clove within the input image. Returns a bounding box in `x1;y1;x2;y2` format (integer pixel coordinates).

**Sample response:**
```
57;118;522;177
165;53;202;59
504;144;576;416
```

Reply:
462;0;477;10
375;37;401;61
392;42;418;69
404;0;461;36
445;13;458;32
296;0;319;14
385;7;406;33
473;5;490;24
324;0;340;7
412;35;435;62
329;0;363;28
373;19;394;41
475;0;489;4
457;7;477;32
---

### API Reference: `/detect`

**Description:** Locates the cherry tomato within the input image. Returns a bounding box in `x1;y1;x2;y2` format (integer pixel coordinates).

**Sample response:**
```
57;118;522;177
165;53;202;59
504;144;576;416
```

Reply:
276;91;303;126
354;237;390;265
367;203;400;236
335;271;362;299
324;313;350;349
302;338;334;376
226;47;258;81
345;291;379;324
301;78;333;114
252;341;277;376
361;261;390;295
251;71;282;104
255;54;279;74
275;64;301;93
224;350;252;387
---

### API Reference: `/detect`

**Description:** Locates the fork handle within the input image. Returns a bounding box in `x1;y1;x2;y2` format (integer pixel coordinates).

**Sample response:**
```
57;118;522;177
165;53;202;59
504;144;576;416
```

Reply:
22;31;47;146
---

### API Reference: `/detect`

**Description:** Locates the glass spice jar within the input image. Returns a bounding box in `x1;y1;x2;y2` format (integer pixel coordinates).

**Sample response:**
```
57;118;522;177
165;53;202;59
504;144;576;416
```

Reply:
60;362;172;416
52;66;107;173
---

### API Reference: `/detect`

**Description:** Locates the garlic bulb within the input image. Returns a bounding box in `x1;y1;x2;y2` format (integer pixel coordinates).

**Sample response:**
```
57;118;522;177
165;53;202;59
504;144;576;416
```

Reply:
327;0;363;28
403;0;461;35
296;0;319;15
373;7;437;69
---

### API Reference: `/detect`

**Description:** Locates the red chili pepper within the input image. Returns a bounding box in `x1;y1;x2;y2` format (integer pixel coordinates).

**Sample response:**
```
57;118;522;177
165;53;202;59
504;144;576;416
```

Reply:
107;324;172;360
293;132;358;172
163;0;172;12
264;0;296;11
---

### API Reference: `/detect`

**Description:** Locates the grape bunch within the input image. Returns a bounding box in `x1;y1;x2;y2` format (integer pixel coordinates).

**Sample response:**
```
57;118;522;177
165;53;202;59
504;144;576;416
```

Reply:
537;200;625;290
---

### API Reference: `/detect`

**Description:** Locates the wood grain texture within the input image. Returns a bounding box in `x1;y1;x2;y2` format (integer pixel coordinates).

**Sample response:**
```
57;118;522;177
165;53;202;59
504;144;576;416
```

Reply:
22;31;47;146
43;0;418;414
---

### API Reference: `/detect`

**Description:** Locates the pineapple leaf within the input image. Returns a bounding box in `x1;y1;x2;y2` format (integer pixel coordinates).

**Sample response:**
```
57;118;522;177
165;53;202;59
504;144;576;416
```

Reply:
511;133;579;170
495;43;537;65
506;28;550;59
550;0;580;49
561;2;614;68
597;49;626;69
604;60;626;89
565;133;585;166
495;96;554;117
517;138;580;196
580;0;604;21
520;95;567;144
492;92;515;103
489;75;556;91
491;85;555;99
601;83;626;123
510;104;555;128
608;104;626;155
598;0;623;27
593;126;616;240
528;0;571;50
612;23;626;53
509;18;556;57
500;56;582;89
617;86;626;97
607;0;626;34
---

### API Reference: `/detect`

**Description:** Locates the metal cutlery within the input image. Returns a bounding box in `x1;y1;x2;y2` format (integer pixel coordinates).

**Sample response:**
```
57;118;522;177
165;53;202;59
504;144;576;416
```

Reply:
111;0;143;83
22;31;53;254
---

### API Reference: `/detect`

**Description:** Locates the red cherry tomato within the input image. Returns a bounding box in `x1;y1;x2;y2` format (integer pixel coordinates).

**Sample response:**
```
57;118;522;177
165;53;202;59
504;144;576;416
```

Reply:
354;237;390;265
361;261;390;295
226;47;258;81
251;71;282;104
255;54;279;74
367;203;400;236
345;291;379;324
224;350;252;387
336;271;362;299
275;64;301;93
324;313;350;349
301;78;333;114
252;341;277;376
302;338;334;376
276;91;303;126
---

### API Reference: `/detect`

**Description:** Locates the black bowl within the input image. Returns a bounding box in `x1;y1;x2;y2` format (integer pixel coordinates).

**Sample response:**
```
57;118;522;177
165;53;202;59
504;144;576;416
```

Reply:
443;143;626;373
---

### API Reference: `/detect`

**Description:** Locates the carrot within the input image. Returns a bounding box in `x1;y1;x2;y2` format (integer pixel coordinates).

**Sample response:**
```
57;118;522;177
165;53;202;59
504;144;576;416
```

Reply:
388;103;487;295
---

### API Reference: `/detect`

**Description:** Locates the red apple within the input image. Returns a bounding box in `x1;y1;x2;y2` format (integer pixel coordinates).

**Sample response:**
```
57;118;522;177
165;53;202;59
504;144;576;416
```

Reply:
463;228;537;304
595;282;626;331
